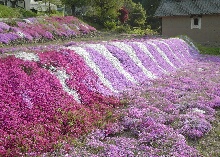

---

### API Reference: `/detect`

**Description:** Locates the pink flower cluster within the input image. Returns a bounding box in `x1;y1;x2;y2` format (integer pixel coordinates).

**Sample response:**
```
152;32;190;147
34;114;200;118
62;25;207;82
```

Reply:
0;16;96;45
38;49;115;104
61;56;220;157
0;51;120;156
1;36;220;156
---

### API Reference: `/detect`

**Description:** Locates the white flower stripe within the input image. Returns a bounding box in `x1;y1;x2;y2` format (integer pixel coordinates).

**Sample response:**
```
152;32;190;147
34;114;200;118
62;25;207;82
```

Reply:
110;42;157;79
49;66;81;103
9;51;82;103
10;51;39;61
177;38;196;59
164;39;187;62
133;41;168;74
147;42;176;69
86;44;138;84
159;40;184;65
67;46;118;93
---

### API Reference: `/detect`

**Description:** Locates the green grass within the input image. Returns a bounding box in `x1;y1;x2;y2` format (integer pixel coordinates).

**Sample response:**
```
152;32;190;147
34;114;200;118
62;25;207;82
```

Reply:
197;44;220;55
178;35;220;56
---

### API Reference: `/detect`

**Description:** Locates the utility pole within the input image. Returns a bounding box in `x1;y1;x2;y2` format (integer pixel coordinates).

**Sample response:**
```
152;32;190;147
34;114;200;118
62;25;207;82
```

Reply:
49;0;51;14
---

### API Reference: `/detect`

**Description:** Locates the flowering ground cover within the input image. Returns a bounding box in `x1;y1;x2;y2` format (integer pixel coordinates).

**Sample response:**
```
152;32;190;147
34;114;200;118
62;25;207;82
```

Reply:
50;52;220;157
0;36;220;156
0;16;96;45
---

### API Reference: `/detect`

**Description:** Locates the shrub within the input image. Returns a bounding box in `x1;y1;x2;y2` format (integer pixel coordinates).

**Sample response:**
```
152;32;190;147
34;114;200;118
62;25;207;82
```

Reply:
104;21;117;30
123;0;147;28
0;4;21;18
20;9;37;18
0;5;38;18
115;25;131;33
90;0;124;29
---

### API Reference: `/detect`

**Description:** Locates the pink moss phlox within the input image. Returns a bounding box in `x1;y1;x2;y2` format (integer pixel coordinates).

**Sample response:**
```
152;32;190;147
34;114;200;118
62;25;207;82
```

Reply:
0;53;120;156
0;16;96;45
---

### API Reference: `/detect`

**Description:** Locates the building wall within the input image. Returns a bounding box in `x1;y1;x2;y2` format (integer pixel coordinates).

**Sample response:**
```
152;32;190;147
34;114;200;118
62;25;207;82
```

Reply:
162;15;220;45
0;0;5;5
25;0;30;10
0;0;30;10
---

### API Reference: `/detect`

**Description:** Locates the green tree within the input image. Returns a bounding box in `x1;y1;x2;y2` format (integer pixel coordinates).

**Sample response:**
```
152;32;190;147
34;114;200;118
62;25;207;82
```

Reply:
124;0;146;28
132;0;162;32
60;0;91;15
91;0;124;25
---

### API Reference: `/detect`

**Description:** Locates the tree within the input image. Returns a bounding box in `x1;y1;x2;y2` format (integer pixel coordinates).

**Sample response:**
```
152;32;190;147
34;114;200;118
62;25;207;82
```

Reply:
132;0;162;32
60;0;91;15
91;0;124;24
124;0;146;28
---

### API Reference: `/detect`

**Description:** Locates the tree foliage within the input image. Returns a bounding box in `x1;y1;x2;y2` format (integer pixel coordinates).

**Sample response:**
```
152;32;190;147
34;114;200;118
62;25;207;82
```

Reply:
91;0;124;24
60;0;156;31
60;0;91;15
132;0;161;16
124;0;146;28
132;0;162;32
60;0;87;7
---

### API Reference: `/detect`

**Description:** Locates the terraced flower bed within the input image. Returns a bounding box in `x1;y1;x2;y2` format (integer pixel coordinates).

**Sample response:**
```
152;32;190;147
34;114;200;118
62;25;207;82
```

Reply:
0;35;220;156
62;59;220;157
0;16;96;46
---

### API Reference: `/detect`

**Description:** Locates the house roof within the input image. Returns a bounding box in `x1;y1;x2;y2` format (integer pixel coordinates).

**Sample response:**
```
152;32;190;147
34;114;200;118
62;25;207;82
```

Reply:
155;0;220;17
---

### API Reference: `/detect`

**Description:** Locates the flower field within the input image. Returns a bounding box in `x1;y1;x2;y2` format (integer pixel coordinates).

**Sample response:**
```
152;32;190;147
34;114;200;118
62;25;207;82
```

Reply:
0;35;220;156
0;16;96;45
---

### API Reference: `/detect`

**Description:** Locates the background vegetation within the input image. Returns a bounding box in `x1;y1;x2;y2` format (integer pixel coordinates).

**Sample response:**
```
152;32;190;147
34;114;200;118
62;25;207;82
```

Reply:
60;0;161;34
0;0;162;35
0;4;37;18
1;0;220;55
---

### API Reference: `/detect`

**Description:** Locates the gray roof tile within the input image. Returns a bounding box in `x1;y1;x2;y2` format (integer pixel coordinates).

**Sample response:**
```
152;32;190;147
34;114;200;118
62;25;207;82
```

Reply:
155;0;220;17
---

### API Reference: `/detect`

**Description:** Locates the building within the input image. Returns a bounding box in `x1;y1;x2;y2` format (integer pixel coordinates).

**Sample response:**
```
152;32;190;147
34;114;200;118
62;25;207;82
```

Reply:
0;0;57;12
155;0;220;45
0;0;29;9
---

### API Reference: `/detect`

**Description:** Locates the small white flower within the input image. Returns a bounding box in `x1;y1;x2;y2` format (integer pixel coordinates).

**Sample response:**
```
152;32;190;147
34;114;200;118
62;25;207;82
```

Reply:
192;108;206;114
